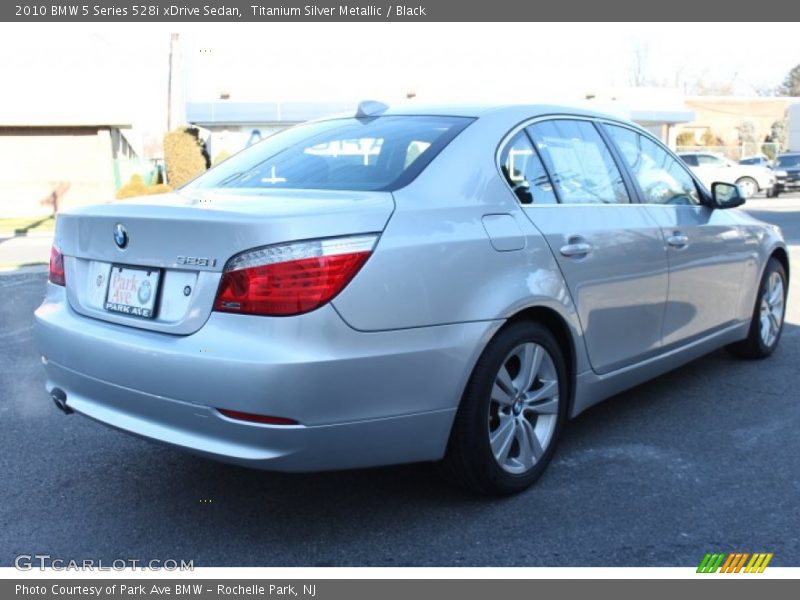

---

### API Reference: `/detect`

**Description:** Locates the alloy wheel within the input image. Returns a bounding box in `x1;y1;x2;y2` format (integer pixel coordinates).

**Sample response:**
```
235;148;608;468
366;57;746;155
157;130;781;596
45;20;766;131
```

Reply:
738;178;758;198
488;342;560;475
759;271;785;347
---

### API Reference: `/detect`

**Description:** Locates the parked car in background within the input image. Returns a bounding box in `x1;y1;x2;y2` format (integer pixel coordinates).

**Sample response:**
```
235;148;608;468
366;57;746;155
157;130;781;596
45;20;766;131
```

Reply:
679;151;776;198
739;155;772;168
34;104;789;495
773;152;800;195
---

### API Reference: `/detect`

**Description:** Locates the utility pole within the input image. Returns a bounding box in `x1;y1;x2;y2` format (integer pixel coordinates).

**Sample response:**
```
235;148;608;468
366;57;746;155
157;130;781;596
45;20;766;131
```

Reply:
167;33;179;132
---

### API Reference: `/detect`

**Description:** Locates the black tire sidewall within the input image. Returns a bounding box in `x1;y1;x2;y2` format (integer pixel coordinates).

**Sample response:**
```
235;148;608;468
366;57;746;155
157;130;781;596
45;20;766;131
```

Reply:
454;321;569;494
749;259;787;356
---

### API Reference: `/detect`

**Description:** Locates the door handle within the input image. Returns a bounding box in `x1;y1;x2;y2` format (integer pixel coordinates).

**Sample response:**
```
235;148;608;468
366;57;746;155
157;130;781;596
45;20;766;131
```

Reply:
559;240;593;258
667;233;689;249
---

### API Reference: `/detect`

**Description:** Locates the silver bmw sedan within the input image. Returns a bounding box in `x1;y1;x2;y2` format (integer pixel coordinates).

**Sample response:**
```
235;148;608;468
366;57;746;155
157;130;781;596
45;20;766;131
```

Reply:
34;103;789;495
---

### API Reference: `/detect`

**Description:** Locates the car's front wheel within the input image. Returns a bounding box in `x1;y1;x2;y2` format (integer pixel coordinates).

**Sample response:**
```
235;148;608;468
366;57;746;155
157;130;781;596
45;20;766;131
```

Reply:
729;257;787;359
736;177;759;199
444;321;568;495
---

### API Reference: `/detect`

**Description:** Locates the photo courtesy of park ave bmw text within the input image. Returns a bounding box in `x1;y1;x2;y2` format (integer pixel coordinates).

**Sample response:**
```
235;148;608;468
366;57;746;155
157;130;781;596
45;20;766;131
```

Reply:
1;0;799;594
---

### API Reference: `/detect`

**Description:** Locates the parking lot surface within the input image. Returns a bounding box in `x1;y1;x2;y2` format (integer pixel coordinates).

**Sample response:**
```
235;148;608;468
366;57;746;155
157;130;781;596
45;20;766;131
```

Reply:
1;197;798;567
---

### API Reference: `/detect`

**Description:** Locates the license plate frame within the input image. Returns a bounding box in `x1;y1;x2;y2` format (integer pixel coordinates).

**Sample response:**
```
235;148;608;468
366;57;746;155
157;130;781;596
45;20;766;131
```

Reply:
104;264;161;319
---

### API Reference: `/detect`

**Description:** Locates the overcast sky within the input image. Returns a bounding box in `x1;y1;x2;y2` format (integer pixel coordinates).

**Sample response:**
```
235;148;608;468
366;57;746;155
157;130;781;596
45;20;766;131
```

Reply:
2;22;798;140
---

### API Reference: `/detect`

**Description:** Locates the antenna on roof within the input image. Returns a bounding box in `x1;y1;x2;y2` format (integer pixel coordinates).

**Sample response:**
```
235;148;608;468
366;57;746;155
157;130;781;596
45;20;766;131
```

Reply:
356;100;389;119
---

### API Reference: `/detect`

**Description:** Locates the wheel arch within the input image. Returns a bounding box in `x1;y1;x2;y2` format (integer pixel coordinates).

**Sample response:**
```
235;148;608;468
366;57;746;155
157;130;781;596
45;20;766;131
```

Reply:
736;175;759;190
505;305;578;418
771;246;790;283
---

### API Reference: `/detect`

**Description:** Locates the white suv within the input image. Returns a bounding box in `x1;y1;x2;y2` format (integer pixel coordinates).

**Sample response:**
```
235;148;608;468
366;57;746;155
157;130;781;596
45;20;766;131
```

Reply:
679;152;776;198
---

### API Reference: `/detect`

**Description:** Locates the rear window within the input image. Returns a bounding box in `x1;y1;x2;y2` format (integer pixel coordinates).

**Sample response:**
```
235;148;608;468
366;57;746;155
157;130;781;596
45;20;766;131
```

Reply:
186;115;472;192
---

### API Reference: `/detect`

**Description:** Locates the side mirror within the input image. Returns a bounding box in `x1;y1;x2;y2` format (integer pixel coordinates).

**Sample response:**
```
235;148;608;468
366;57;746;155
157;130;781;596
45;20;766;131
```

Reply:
711;181;745;209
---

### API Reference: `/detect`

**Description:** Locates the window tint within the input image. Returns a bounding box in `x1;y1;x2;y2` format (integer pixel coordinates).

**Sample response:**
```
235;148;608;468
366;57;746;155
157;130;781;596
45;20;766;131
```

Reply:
527;120;630;204
499;131;557;205
680;154;699;167
186;116;472;193
606;125;700;206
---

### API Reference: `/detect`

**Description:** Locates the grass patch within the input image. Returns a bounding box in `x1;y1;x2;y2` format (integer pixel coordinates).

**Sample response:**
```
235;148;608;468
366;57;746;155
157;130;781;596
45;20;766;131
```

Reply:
0;216;55;236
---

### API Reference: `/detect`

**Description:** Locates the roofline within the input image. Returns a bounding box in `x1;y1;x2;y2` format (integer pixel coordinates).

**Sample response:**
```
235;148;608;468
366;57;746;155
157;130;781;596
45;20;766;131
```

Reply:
0;123;133;129
685;96;800;103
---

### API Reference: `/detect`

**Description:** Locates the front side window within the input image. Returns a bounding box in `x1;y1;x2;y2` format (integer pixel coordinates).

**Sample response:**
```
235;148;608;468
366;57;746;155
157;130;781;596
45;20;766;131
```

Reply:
186;115;472;193
499;131;558;205
526;120;630;205
605;125;700;206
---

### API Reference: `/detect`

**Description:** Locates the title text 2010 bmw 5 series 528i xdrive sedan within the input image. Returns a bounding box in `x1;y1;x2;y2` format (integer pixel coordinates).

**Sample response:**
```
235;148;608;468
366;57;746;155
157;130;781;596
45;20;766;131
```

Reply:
34;102;789;495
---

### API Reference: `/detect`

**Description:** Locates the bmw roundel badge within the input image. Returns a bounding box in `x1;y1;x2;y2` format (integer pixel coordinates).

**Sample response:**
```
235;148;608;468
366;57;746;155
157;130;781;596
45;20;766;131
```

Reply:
114;223;128;249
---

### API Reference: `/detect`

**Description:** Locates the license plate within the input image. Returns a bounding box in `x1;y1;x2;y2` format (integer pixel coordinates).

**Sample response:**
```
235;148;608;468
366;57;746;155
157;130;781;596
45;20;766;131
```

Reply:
105;265;161;319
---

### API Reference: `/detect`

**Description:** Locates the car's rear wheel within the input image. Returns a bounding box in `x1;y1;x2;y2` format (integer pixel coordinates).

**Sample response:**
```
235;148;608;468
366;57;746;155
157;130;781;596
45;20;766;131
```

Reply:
736;177;759;199
729;257;787;359
444;321;567;495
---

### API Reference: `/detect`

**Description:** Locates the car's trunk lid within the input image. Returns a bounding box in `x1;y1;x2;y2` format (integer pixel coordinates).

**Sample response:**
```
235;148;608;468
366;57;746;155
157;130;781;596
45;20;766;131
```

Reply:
56;189;394;334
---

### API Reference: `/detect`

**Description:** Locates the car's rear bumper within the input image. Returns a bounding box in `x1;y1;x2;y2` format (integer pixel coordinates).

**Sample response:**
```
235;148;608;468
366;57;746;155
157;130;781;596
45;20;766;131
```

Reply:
34;283;501;471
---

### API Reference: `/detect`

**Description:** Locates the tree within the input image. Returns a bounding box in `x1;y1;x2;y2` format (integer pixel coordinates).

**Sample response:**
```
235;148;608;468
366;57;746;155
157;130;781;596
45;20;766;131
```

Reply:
776;64;800;96
735;121;757;145
628;41;651;87
676;131;696;146
701;129;723;147
765;119;788;153
163;128;208;188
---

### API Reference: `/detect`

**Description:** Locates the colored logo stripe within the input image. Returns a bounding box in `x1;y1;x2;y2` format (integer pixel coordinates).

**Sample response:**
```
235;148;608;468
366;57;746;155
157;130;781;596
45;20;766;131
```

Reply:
697;552;773;573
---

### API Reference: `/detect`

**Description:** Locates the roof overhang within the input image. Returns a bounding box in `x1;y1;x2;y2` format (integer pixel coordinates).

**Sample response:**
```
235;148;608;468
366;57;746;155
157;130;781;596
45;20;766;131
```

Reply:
629;109;695;126
186;101;356;127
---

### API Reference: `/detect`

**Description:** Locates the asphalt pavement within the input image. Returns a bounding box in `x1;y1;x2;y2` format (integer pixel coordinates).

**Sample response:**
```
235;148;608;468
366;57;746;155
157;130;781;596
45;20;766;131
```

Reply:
1;198;798;567
0;232;51;269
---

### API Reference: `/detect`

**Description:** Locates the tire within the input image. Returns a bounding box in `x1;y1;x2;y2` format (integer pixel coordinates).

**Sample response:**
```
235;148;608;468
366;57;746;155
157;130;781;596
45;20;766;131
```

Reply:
735;177;758;199
728;257;787;359
443;321;568;496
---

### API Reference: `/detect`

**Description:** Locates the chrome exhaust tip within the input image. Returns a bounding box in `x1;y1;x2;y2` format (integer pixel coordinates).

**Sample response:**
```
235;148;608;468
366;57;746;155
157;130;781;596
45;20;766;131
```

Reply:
51;388;72;414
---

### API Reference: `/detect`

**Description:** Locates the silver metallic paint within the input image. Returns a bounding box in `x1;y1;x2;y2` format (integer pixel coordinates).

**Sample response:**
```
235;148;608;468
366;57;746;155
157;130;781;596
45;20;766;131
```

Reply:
34;104;789;472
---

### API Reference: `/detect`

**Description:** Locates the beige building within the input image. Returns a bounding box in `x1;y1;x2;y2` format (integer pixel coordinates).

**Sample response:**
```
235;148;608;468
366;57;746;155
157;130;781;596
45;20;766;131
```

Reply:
0;122;137;218
676;96;800;148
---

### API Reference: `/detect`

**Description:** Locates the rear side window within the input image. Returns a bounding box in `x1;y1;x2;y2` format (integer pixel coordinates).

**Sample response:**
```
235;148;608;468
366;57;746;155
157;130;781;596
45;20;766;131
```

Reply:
697;154;724;166
680;154;699;167
187;115;472;192
527;120;630;205
605;125;700;206
499;131;558;205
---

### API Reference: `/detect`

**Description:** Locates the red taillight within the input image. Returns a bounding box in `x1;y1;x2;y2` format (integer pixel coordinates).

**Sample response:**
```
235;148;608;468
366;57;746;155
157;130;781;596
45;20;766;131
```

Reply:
214;235;377;316
48;246;65;286
217;409;298;426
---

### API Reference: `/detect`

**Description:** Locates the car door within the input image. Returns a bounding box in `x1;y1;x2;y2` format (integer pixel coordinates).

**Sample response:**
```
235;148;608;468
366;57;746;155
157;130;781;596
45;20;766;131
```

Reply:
693;153;733;188
603;124;750;348
502;118;670;375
